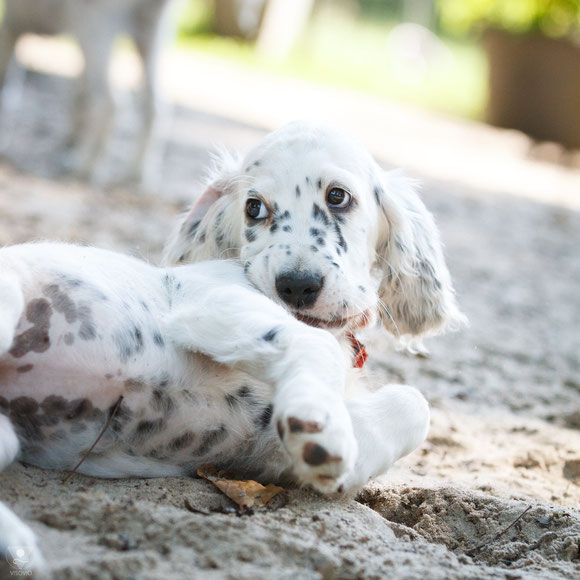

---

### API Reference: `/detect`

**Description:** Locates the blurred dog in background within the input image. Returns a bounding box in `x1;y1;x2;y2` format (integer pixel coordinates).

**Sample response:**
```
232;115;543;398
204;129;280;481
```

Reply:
0;0;180;188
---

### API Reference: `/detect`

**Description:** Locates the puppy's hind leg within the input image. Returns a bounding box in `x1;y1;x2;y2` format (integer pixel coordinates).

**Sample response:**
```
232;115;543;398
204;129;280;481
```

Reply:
342;384;430;492
0;272;24;356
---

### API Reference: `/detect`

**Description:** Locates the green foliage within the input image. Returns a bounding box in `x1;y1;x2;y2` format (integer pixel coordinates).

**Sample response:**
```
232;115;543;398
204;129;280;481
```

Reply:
438;0;580;37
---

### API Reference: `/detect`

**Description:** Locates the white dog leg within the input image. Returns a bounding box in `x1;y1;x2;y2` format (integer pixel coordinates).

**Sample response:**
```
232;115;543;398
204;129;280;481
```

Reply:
0;416;45;576
164;263;357;492
342;384;430;492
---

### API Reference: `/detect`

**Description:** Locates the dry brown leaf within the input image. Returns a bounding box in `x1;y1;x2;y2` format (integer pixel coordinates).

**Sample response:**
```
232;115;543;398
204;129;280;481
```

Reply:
197;464;286;509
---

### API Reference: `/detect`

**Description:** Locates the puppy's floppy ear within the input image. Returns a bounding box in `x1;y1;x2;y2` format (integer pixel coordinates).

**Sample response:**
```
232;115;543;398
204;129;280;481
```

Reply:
374;170;467;340
163;149;244;265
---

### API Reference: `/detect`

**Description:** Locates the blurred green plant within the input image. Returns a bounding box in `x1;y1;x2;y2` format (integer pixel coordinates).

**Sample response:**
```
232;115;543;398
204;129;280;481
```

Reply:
438;0;580;38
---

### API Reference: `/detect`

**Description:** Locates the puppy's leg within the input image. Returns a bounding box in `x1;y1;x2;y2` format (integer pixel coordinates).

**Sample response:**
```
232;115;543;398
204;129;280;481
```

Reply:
164;264;357;492
0;272;24;356
0;416;45;576
342;384;430;492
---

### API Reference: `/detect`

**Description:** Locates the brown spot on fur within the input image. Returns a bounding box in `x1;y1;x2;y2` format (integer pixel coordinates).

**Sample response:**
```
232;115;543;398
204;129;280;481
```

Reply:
288;417;322;434
66;399;95;421
169;431;196;450
43;284;78;323
40;395;68;417
10;396;39;415
16;364;34;373
302;442;341;466
9;299;52;358
124;378;146;392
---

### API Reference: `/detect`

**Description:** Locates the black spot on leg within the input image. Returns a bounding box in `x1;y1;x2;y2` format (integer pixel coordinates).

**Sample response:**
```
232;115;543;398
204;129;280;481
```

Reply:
153;332;165;348
295;185;301;198
135;418;166;437
373;185;383;206
9;299;52;358
305;177;311;186
169;431;195;451
257;404;273;430
262;328;278;342
244;263;250;275
199;231;207;244
195;425;228;456
237;385;253;399
310;245;319;253
358;285;367;293
282;225;292;233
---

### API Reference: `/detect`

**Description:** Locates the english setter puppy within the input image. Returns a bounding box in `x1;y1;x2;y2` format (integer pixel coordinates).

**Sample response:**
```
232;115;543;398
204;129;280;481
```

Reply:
0;122;465;573
0;0;178;186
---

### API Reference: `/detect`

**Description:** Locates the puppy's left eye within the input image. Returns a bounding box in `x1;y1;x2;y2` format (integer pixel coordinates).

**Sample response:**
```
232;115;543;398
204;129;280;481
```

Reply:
326;187;352;210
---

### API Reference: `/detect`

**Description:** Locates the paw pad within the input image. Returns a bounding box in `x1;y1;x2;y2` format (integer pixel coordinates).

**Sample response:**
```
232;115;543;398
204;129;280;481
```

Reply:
287;416;322;433
302;442;341;466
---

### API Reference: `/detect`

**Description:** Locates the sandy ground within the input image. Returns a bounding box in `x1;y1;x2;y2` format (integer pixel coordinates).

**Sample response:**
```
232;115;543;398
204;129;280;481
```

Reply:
0;41;579;579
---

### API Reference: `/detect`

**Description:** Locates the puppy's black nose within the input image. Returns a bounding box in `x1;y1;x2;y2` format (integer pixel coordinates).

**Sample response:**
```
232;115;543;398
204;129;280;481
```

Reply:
275;272;324;308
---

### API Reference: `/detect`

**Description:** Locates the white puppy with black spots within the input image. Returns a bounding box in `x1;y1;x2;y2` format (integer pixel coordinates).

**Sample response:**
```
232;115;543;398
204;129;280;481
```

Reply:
0;122;465;573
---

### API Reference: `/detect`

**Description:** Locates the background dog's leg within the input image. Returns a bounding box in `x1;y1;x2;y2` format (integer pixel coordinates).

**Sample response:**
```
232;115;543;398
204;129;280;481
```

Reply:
0;416;45;576
127;1;173;191
342;384;430;492
0;272;24;356
164;263;357;492
62;24;116;183
0;24;19;154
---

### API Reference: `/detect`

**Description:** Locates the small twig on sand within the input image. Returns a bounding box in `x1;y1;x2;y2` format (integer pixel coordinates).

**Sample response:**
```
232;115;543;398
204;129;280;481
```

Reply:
466;505;532;556
61;395;124;484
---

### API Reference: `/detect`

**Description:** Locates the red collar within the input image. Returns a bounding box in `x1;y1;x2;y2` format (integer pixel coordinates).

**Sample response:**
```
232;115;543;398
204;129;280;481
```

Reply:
347;333;368;369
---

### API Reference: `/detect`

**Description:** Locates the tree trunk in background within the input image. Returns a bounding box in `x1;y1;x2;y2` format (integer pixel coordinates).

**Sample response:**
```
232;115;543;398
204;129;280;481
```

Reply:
256;0;315;60
213;0;267;40
484;28;580;148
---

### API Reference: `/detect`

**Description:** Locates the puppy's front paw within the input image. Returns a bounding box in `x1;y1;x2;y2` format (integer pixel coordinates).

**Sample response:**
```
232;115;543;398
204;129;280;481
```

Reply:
275;396;358;494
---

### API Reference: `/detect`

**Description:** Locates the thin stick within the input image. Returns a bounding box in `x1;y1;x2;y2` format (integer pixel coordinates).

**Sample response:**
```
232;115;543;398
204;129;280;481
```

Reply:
466;505;532;556
62;395;124;484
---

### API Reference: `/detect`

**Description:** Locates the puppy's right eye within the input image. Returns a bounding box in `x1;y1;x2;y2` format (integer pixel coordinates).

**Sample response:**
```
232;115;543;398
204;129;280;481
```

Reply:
246;199;268;220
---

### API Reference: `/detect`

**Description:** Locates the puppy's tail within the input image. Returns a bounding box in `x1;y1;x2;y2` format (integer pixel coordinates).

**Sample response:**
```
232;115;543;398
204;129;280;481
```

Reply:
0;272;24;357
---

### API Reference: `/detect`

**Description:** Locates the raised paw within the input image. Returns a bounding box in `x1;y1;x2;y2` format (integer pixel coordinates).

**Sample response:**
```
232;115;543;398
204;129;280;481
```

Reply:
275;399;358;494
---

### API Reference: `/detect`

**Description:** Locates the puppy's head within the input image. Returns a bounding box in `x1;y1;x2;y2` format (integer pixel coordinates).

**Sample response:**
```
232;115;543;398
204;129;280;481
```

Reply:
165;122;466;340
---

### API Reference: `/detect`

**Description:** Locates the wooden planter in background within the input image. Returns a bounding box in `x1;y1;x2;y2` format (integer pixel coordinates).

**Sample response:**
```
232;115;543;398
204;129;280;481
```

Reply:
483;28;580;148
